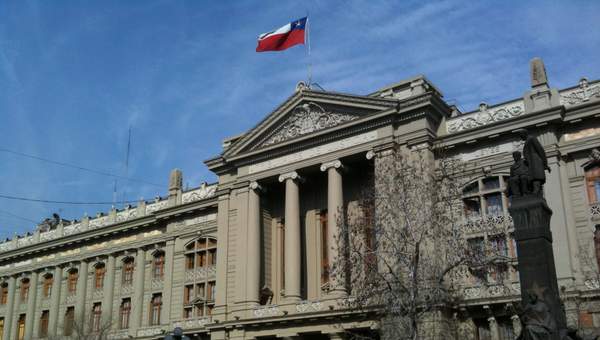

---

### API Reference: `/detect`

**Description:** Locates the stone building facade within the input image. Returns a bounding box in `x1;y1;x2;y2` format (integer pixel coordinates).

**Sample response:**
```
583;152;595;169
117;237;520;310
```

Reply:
0;59;599;339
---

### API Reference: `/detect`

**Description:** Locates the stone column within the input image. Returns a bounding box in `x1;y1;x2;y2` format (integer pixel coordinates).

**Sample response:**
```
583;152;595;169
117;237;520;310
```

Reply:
130;248;146;335
487;316;500;340
511;314;521;337
279;171;302;302
2;276;16;340
24;271;39;340
102;254;116;325
162;240;175;321
247;181;262;304
75;261;89;325
48;266;63;336
320;160;347;296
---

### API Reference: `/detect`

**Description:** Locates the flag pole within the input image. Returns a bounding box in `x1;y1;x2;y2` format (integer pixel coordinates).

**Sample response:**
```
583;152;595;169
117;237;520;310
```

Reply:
306;14;312;88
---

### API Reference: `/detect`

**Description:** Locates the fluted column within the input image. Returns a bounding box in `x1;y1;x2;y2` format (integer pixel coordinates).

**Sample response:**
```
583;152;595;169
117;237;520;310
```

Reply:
130;248;146;335
48;266;62;336
247;181;262;304
102;254;116;325
24;271;39;339
75;261;88;325
162;240;175;321
320;160;347;296
279;171;302;301
2;276;16;340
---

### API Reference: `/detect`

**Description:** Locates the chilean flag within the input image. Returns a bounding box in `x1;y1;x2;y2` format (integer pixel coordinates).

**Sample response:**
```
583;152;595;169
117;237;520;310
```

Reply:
256;17;307;52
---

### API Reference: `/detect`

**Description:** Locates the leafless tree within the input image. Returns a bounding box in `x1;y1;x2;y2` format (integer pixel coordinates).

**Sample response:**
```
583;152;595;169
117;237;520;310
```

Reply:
335;147;514;340
45;316;113;340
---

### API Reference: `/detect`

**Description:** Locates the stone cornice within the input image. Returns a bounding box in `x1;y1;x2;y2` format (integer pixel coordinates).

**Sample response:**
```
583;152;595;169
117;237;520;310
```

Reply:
0;198;218;263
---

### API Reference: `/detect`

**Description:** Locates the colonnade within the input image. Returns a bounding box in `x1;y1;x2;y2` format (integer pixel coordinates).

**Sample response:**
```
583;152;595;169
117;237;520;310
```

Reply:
244;159;348;305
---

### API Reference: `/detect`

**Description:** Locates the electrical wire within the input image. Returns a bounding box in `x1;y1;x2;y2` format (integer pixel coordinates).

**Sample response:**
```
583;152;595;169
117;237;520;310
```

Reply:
0;147;164;188
0;193;139;205
0;209;39;224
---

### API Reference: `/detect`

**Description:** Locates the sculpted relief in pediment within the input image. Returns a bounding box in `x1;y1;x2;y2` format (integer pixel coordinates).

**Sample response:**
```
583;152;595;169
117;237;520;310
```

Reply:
257;102;358;148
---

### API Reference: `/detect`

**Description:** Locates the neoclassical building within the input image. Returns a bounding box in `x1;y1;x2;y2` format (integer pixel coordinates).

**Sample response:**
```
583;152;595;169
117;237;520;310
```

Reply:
0;59;599;340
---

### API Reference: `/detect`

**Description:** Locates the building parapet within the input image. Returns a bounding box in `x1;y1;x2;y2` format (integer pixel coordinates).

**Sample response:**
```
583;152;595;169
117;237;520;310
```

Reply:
0;183;218;254
445;78;600;135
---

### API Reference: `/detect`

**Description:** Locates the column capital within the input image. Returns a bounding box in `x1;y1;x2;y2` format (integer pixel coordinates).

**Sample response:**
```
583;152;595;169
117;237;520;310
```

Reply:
249;181;264;192
278;171;303;183
320;160;342;172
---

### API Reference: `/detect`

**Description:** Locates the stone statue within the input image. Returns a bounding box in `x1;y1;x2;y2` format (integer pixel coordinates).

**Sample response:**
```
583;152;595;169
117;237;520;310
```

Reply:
37;213;62;232
164;327;190;340
507;151;530;197
517;291;556;340
516;129;551;195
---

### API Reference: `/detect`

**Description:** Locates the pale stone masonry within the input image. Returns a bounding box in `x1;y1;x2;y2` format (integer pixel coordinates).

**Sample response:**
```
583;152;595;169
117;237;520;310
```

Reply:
0;60;599;339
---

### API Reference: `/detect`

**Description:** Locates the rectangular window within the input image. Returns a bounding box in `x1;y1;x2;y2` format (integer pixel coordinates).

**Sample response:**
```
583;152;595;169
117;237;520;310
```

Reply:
482;177;500;190
197;251;207;268
39;310;49;337
208;249;217;266
207;281;216;301
20;280;29;302
68;272;78;294
95;265;106;289
489;235;508;256
184;285;193;304
122;260;134;285
150;294;162;326
485;193;503;216
17;314;25;340
153;254;164;279
0;317;4;339
0;285;7;305
43;276;53;298
92;303;102;332
119;299;131;329
183;307;193;319
64;307;75;336
185;254;195;270
463;197;481;218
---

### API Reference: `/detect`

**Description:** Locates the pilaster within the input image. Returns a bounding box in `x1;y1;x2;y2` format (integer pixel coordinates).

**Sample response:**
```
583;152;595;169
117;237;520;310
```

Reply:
214;193;230;317
75;260;88;326
48;266;62;336
246;181;262;305
24;270;39;340
162;240;175;321
2;276;16;340
130;248;146;336
102;254;116;326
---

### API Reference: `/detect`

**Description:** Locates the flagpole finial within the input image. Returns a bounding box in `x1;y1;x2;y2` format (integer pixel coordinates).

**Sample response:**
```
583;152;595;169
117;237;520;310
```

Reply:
296;81;309;92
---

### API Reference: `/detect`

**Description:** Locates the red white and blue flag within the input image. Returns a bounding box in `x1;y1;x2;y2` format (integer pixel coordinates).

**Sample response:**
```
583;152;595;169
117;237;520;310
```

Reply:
256;17;307;52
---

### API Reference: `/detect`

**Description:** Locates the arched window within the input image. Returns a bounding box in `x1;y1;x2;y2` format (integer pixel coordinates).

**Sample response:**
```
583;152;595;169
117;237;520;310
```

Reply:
42;274;53;298
122;257;134;285
0;283;8;305
152;251;165;279
184;237;217;271
20;278;30;302
67;269;78;294
586;165;600;203
462;176;509;218
94;263;106;289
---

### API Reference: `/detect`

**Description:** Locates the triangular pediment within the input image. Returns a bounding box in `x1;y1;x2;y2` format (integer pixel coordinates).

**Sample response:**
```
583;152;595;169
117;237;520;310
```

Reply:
223;90;396;157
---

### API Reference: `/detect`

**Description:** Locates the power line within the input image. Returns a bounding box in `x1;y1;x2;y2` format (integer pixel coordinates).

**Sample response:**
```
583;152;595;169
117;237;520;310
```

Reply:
0;147;164;188
0;193;139;206
0;209;38;224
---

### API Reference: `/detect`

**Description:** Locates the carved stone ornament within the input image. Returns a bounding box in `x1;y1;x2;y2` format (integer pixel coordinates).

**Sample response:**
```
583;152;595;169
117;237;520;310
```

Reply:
259;102;358;147
446;101;525;133
590;148;600;162
560;78;600;106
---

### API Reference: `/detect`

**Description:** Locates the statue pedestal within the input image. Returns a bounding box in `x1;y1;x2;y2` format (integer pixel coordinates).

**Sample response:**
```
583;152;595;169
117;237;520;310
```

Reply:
509;195;567;339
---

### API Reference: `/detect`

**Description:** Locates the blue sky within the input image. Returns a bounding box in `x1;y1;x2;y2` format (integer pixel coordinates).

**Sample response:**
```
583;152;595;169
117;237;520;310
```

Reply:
0;0;599;238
